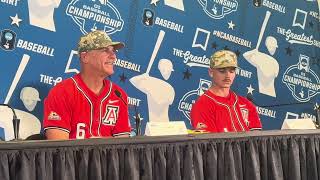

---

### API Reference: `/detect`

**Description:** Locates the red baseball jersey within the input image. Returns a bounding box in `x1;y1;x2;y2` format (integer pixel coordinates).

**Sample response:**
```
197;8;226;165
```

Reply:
43;74;131;139
191;90;262;133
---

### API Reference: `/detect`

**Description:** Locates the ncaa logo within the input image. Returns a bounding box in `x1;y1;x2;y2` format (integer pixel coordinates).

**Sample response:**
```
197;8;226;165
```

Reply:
197;0;238;19
0;29;16;51
282;54;320;102
66;0;124;35
142;9;155;26
253;0;262;7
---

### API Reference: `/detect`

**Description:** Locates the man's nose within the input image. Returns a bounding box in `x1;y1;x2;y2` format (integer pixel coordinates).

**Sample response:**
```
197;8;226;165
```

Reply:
225;71;233;78
109;53;117;59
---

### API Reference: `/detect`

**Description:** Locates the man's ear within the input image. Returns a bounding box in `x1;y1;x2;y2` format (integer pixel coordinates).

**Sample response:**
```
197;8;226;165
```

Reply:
79;52;88;63
208;69;213;78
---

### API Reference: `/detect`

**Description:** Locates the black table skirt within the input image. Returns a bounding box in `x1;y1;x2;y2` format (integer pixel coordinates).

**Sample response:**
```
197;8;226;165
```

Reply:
0;130;319;180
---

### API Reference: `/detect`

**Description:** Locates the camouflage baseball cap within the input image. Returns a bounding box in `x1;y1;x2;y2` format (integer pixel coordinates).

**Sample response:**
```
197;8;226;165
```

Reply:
210;50;238;69
77;30;124;53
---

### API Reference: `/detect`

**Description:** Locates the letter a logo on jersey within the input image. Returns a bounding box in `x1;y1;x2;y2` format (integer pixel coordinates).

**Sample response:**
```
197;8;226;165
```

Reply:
240;108;249;126
103;105;119;126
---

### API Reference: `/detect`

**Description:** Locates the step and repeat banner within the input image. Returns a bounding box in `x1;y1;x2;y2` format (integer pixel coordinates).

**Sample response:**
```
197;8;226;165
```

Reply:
0;0;319;139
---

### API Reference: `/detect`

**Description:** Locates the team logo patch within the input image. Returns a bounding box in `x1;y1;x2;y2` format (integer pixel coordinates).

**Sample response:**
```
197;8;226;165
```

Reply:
102;105;119;126
48;111;61;120
196;122;208;130
240;108;249;126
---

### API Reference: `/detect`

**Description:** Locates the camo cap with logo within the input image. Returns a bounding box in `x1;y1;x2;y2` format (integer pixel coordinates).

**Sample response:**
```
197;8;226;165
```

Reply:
210;50;238;69
77;30;124;53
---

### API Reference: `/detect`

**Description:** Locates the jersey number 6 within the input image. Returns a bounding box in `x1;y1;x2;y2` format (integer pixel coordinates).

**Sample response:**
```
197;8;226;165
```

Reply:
76;123;86;139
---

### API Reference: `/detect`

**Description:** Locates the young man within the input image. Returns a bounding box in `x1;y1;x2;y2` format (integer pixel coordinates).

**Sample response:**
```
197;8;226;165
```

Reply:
43;30;131;140
191;50;262;133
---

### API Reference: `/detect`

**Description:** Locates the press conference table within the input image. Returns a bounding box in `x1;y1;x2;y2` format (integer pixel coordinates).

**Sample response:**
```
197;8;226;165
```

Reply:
0;130;320;180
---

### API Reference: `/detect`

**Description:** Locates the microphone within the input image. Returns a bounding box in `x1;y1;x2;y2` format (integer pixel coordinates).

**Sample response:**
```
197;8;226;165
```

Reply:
114;90;142;135
0;104;20;141
114;90;127;106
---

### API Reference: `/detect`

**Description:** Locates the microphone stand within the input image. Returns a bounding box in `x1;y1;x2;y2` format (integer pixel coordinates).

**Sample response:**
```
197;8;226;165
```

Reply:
0;104;20;141
134;105;141;136
114;90;142;135
316;105;320;129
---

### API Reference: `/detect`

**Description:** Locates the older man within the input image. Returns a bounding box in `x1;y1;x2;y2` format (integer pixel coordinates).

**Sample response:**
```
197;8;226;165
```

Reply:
43;30;131;139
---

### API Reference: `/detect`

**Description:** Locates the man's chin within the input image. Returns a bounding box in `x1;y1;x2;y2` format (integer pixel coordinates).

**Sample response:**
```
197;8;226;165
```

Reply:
104;69;114;77
107;71;114;76
220;84;231;88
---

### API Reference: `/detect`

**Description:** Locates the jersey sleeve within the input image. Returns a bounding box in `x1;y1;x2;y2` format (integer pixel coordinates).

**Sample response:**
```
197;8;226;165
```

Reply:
247;101;262;130
43;85;72;134
190;96;217;132
111;88;131;136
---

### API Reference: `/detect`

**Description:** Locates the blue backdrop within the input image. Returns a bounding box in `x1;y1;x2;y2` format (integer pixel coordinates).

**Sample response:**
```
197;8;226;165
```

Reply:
0;0;319;139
